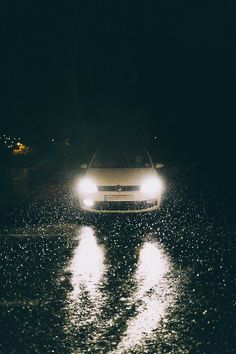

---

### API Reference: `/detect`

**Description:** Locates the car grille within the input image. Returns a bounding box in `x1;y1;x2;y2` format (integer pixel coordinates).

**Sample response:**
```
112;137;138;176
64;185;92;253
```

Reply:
92;199;157;211
97;185;140;192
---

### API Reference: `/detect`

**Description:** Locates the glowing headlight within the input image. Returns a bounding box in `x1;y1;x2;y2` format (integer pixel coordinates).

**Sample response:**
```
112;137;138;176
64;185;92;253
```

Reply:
79;178;97;194
140;177;164;195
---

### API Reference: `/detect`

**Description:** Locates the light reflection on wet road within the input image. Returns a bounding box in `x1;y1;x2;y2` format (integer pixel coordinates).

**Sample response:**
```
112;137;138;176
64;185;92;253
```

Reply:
64;226;108;345
62;226;184;354
0;219;235;354
67;227;106;302
111;240;178;353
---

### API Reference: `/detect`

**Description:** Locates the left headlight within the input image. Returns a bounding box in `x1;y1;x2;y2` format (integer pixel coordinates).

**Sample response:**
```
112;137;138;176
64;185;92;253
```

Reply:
140;176;164;196
78;178;97;194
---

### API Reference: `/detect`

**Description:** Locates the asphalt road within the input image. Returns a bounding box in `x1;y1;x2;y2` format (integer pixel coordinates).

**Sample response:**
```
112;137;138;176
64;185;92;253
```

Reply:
0;166;235;353
0;212;235;354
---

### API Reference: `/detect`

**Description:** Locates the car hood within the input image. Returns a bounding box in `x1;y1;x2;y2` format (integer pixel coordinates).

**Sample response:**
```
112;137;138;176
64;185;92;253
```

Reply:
86;168;156;185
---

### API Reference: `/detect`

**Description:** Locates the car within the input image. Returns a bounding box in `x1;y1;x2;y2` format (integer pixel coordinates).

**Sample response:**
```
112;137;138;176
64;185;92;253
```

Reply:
75;147;165;213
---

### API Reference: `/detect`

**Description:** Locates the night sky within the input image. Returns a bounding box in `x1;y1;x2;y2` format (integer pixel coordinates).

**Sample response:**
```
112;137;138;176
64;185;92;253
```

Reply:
1;1;236;161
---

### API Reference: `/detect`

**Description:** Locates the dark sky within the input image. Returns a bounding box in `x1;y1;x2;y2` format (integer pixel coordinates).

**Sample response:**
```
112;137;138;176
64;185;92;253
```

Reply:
1;1;236;160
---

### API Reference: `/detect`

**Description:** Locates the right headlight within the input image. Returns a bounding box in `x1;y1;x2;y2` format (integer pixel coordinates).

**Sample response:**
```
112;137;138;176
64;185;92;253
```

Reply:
140;176;164;196
78;178;97;194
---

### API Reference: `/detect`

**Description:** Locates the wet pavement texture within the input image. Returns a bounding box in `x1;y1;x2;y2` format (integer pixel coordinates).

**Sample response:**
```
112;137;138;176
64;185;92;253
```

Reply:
0;169;235;354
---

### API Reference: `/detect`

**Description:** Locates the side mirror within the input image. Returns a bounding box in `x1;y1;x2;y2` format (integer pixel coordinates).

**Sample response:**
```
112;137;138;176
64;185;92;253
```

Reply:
80;164;88;169
155;163;165;169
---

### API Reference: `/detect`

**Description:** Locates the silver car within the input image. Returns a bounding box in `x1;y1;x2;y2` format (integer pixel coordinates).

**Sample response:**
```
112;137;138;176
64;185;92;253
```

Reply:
75;147;165;213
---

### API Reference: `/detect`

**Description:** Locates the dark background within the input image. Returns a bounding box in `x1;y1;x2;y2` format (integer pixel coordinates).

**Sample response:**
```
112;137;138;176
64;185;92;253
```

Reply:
0;1;236;213
1;1;236;159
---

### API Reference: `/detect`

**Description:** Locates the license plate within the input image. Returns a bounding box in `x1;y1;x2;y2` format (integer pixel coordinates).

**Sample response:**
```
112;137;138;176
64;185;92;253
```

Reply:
104;195;133;201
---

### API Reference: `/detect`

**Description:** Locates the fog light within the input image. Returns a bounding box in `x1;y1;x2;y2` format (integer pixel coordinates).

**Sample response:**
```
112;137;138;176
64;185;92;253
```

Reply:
83;199;94;207
140;177;164;196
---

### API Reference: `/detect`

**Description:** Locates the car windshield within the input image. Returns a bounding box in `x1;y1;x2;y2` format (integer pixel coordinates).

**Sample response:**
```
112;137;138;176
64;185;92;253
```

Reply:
90;148;152;168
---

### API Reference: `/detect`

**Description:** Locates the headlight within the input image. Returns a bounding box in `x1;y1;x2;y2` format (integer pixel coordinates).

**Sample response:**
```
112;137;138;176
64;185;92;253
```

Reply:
140;177;164;196
78;178;97;194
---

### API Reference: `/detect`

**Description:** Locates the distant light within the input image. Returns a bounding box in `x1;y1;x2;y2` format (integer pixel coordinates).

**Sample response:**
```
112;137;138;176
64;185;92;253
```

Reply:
51;139;55;142
12;142;31;156
0;134;25;151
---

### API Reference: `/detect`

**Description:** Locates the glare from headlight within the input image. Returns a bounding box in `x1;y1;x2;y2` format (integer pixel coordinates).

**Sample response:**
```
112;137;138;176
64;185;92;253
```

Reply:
78;178;97;194
140;177;164;195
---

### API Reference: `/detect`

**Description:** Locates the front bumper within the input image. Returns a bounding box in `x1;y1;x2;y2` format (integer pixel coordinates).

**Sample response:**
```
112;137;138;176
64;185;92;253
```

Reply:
80;199;160;213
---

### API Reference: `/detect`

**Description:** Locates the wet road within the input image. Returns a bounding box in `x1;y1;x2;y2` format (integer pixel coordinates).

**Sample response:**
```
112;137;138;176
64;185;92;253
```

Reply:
0;208;235;353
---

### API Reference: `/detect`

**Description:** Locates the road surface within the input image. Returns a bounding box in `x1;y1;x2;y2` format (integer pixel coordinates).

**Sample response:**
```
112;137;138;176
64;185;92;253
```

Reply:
0;209;235;353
